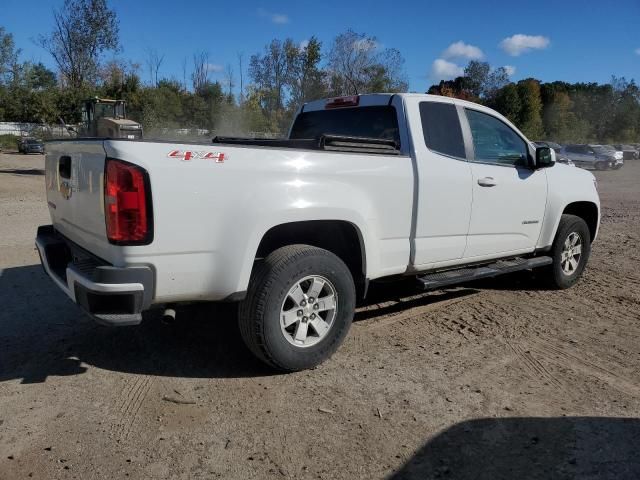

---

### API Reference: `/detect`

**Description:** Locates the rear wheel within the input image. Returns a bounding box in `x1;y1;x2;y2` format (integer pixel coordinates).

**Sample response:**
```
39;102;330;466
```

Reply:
541;214;591;289
238;245;355;371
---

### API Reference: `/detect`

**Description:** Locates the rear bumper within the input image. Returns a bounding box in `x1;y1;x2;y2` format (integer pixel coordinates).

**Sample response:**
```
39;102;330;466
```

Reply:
35;225;154;326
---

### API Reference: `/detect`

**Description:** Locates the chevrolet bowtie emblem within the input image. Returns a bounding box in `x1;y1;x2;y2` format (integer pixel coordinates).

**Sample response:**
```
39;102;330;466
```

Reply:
60;181;73;200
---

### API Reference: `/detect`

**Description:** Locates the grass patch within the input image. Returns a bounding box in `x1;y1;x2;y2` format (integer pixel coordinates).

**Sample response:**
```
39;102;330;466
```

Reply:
0;134;20;151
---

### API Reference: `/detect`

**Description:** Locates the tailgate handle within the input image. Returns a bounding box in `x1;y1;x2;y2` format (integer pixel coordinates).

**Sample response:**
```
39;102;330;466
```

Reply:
59;156;71;179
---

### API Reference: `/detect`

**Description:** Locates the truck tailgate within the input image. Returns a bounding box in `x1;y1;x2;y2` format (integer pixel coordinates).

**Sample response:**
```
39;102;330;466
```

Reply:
45;140;113;261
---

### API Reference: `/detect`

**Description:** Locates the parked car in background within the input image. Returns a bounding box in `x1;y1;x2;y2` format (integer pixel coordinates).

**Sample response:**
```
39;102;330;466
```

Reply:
562;144;622;170
533;141;574;166
599;145;624;169
614;144;639;160
18;138;45;154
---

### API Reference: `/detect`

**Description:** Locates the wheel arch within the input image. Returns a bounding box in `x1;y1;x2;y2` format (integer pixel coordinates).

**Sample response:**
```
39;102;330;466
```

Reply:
254;220;367;296
537;200;600;251
562;201;599;242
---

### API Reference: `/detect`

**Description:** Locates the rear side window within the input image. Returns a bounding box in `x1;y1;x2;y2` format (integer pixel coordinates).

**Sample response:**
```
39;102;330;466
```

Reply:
419;102;466;159
289;106;400;146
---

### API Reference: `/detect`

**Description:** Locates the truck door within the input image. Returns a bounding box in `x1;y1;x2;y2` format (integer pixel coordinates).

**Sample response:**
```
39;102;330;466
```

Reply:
408;99;473;267
462;108;547;259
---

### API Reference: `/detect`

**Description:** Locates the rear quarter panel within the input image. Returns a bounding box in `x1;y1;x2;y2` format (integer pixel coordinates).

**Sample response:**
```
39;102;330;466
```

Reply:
104;140;414;302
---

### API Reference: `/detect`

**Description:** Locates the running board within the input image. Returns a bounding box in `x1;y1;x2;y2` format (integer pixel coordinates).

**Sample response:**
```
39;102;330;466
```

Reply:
417;256;553;291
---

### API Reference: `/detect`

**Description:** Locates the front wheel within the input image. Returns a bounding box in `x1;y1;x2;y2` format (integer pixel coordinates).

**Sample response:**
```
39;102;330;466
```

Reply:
238;245;355;371
541;214;591;289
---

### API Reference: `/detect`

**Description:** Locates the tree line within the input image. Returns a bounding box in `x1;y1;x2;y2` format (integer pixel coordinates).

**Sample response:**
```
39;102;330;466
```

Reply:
0;0;407;137
428;61;640;143
0;0;638;143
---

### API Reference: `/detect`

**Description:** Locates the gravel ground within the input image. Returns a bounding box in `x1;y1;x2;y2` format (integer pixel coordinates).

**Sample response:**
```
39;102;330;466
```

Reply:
0;152;639;479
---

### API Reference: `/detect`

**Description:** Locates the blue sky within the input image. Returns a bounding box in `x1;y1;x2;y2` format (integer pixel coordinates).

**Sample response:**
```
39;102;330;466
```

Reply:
2;0;639;92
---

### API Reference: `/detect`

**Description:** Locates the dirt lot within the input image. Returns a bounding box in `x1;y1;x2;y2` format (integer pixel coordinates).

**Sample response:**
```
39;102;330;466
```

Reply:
1;151;639;479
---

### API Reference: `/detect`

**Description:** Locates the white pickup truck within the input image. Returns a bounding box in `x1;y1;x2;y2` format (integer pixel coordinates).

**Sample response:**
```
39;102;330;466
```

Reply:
36;93;600;371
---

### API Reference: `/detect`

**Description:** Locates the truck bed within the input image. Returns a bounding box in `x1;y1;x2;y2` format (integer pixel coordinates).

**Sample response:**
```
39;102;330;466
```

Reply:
213;134;401;155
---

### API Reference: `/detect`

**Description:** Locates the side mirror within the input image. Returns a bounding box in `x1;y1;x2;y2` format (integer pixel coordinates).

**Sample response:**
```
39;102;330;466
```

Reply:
536;146;555;169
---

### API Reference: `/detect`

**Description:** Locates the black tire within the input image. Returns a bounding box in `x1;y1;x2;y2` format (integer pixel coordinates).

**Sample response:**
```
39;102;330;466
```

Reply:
238;245;355;371
541;214;591;289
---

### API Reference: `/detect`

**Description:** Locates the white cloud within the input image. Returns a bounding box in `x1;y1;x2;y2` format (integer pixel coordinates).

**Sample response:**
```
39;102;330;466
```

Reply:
500;34;550;56
271;14;289;24
258;8;289;24
635;48;640;55
503;65;516;76
205;63;224;73
442;41;484;60
430;59;464;80
299;39;309;50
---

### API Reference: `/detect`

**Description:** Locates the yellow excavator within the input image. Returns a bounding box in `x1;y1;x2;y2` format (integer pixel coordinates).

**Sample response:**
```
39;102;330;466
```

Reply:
78;97;143;139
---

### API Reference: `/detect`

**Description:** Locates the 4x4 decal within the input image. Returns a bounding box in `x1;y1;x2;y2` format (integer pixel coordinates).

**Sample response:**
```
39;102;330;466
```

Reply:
168;150;225;162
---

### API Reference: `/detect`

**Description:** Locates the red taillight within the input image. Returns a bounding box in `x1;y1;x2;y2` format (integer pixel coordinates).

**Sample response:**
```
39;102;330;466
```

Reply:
105;159;151;244
325;95;360;109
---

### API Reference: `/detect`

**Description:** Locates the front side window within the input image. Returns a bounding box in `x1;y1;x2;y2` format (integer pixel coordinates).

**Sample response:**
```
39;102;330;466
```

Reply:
465;109;528;167
419;102;466;159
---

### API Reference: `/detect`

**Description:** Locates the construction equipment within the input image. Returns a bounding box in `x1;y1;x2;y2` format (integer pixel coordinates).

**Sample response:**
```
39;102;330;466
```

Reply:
79;97;143;139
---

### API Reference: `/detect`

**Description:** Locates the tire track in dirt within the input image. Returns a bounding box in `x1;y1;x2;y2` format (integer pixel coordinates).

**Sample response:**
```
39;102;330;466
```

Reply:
528;336;640;399
505;340;564;389
110;375;154;440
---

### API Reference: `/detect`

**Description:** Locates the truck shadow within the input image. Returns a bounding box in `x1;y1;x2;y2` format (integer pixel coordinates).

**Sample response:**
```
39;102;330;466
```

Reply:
389;416;640;480
0;264;526;383
0;264;272;383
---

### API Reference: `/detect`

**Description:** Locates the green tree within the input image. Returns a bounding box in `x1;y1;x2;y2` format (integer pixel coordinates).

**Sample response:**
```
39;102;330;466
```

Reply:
250;39;293;112
491;83;521;124
607;77;640;142
141;79;186;131
516;79;544;138
38;0;120;88
463;61;509;101
327;30;408;96
540;83;578;142
24;63;57;90
463;61;490;98
287;37;326;111
0;26;20;85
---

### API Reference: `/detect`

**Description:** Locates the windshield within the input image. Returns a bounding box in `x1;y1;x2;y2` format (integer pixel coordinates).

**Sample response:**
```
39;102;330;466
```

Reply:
591;145;611;154
94;103;116;119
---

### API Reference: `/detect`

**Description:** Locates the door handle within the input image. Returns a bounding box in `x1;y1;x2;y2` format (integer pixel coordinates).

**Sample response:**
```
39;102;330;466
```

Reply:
477;177;497;187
